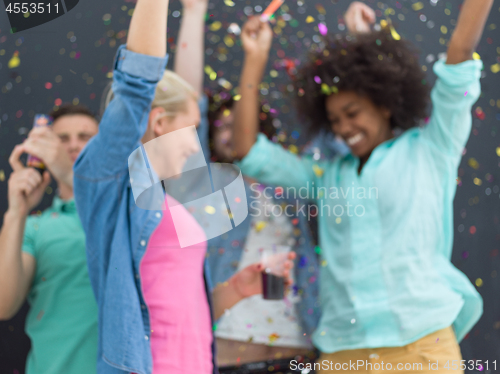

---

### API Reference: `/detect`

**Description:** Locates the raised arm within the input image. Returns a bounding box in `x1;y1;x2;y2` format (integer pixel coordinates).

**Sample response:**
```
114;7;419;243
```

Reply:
233;17;272;160
0;147;49;319
127;0;169;57
174;0;207;95
446;0;494;64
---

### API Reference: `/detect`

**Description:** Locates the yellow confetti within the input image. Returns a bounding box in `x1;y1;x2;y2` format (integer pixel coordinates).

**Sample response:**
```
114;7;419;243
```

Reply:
305;15;315;23
440;25;448;34
224;35;234;48
312;164;324;177
268;333;280;343
389;25;401;40
8;51;20;69
473;178;482;186
255;221;267;232
412;2;424;11
204;206;216;214
288;144;298;154
0;170;5;182
335;217;341;224
475;278;483;287
209;21;222;31
468;158;480;170
491;63;500;74
473;52;481;60
223;0;235;6
496;147;500;157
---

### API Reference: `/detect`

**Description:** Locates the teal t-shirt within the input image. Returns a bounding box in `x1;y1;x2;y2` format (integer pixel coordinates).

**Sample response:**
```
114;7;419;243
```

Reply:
237;59;484;353
22;197;98;374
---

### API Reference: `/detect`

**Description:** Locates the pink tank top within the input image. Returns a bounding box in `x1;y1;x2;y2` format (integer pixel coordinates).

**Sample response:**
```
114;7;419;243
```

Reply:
139;196;213;374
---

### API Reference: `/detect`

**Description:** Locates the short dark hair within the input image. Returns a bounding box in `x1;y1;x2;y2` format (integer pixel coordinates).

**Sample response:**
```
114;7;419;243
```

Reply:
207;90;276;161
49;104;97;123
294;29;430;136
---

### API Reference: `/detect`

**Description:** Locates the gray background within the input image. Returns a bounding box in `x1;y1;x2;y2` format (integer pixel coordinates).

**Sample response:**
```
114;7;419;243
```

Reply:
0;0;499;372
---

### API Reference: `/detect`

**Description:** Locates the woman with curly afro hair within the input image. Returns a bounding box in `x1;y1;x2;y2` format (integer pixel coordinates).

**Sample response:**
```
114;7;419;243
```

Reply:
232;1;493;372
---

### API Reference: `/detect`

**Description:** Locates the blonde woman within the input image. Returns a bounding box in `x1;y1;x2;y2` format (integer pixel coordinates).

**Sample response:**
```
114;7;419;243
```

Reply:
73;1;295;373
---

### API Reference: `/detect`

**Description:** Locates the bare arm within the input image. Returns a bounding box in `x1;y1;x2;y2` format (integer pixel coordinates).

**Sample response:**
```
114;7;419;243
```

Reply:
0;146;49;320
174;0;208;95
126;0;170;57
0;212;35;320
446;0;494;64
233;17;273;159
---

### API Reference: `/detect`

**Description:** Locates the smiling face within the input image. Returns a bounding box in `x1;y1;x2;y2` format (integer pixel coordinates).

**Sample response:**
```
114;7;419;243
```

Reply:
326;91;393;163
52;114;99;163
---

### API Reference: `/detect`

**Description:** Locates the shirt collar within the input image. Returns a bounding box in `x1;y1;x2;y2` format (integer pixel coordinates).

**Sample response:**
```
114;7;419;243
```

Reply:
52;196;76;212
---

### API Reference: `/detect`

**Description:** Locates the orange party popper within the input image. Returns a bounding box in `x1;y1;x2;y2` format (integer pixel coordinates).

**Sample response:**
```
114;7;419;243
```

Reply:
260;0;285;22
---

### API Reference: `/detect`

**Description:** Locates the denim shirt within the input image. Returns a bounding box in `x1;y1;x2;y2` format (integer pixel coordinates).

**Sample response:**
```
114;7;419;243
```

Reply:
74;45;218;374
197;114;321;338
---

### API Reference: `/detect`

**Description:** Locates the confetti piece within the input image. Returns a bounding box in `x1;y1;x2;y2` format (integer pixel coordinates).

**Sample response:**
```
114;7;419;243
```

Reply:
306;15;315;24
389;25;401;41
313;164;324;177
223;0;235;6
227;23;241;35
491;63;500;74
8;51;20;68
268;333;280;343
255;221;267;232
464;91;468;96
261;0;285;22
412;2;424;11
209;21;222;32
0;170;4;182
318;23;328;36
468;158;480;169
204;205;216;214
472;52;481;60
436;338;439;342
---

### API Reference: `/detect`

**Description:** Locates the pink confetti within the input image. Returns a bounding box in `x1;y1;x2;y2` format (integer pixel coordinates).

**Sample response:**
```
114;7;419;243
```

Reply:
436;338;439;342
314;76;322;84
45;82;52;89
464;91;468;96
318;23;328;36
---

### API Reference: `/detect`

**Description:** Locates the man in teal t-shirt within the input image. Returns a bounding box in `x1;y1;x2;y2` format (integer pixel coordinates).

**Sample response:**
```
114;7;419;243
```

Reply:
0;104;99;374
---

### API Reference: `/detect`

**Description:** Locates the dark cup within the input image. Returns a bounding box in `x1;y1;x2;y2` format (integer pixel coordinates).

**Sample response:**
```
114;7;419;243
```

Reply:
262;270;285;300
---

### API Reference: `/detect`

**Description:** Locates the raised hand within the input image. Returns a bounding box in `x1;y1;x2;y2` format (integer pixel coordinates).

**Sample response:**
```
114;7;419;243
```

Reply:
7;145;51;217
345;1;376;34
20;126;74;188
241;16;273;61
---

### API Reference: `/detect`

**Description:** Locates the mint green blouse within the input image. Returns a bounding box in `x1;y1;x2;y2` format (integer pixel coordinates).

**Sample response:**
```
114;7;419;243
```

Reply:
237;59;483;353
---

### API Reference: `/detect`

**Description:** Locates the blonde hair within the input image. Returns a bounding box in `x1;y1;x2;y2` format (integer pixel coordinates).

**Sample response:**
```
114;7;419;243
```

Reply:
101;70;197;120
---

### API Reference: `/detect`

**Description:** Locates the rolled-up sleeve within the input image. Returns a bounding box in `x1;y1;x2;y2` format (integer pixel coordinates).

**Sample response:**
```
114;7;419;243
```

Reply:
236;133;319;192
420;58;482;160
74;44;169;180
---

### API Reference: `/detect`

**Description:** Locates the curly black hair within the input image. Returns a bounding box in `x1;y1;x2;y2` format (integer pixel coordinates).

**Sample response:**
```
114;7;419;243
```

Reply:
207;90;276;161
294;29;430;136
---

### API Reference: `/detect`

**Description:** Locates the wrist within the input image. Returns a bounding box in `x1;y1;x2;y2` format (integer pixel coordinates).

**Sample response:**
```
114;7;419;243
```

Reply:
244;51;269;65
5;208;28;222
182;4;207;16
